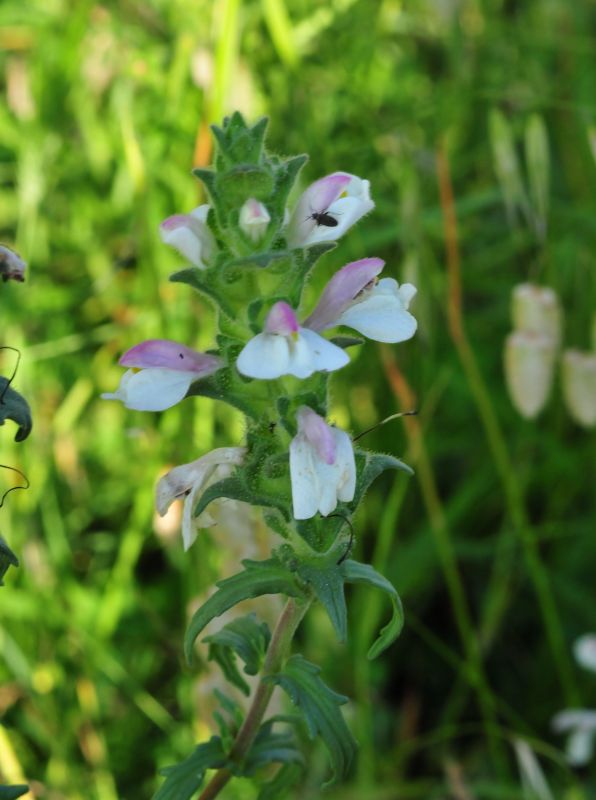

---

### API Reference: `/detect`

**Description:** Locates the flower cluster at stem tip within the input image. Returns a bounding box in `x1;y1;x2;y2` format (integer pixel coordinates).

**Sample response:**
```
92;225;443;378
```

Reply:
102;114;418;550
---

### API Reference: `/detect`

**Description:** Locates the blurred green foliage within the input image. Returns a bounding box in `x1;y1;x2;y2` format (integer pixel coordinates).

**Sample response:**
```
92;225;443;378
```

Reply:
1;0;595;797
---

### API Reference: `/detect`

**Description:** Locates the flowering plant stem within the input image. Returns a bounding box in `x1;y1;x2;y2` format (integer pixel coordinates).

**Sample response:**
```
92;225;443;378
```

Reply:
198;597;312;800
106;113;418;796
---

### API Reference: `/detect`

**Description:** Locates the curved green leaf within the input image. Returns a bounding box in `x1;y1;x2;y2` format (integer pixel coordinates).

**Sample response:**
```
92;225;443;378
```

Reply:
340;559;404;659
297;562;347;643
204;613;271;695
0;536;19;586
0;787;29;800
152;737;226;800
351;450;413;509
0;379;32;442
266;654;356;785
185;559;303;662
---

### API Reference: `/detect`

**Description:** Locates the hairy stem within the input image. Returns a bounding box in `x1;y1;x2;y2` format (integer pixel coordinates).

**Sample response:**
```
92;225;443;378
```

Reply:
198;596;311;800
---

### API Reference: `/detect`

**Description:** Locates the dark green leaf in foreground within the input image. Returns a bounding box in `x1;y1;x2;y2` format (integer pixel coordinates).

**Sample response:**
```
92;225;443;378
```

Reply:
0;378;32;442
185;559;304;662
204;613;271;696
256;763;304;800
0;786;29;800
0;536;19;586
243;718;304;775
152;737;227;800
340;560;404;659
266;655;357;785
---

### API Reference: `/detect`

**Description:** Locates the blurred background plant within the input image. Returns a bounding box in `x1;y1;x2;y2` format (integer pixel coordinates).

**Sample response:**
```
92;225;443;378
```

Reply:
0;0;595;798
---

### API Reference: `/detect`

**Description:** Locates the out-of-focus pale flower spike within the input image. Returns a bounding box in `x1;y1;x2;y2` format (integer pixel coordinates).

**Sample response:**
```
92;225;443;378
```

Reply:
512;283;562;345
504;331;556;419
513;739;554;800
239;197;271;243
552;710;596;766
561;350;596;429
159;205;215;269
574;634;596;673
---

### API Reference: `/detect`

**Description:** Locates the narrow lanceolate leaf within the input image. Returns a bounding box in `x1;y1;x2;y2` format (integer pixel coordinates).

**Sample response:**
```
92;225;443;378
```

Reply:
0;379;32;441
340;560;404;659
169;268;235;319
204;613;271;695
351;450;413;509
0;536;19;586
0;786;29;800
297;562;347;643
152;738;227;800
266;655;357;785
244;718;304;775
185;559;304;662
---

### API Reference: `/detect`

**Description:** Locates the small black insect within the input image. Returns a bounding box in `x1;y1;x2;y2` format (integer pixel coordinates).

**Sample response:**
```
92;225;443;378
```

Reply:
306;209;339;228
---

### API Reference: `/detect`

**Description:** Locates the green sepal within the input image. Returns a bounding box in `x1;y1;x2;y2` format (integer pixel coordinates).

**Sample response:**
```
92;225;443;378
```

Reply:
0;378;32;441
256;763;304;800
192;168;219;206
227;250;290;271
272;154;308;212
152;737;227;800
193;474;290;523
285;242;336;307
211;113;269;167
265;654;356;786
204;613;271;696
184;559;304;662
169;267;235;318
340;559;404;659
0;536;19;586
351;450;413;509
217;165;274;206
243;718;304;775
297;561;347;643
185;368;266;421
0;787;29;800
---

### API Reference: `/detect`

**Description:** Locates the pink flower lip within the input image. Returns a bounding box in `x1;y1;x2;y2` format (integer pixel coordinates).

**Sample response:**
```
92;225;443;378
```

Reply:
309;172;352;213
160;214;191;231
297;407;336;465
304;257;385;332
265;302;300;336
119;339;222;374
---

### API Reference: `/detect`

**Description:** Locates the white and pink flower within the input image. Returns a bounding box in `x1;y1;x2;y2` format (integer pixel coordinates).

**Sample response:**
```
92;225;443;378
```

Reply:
156;447;246;550
236;301;349;380
305;257;417;344
102;339;222;412
289;407;356;520
159;205;215;269
286;172;374;248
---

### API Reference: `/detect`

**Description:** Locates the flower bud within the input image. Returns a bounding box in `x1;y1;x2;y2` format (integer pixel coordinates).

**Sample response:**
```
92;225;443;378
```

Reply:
561;350;596;428
504;331;556;419
239;197;270;243
511;283;561;344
